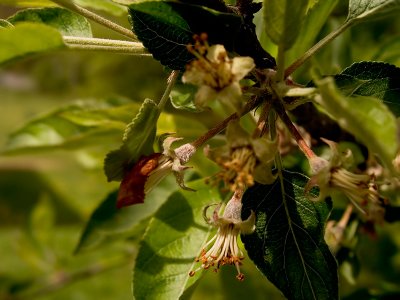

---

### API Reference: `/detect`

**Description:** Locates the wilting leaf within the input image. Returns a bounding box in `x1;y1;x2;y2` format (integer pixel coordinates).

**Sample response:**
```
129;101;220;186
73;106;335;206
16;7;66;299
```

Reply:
316;76;399;170
241;171;337;300
334;61;400;116
8;7;92;37
133;180;220;300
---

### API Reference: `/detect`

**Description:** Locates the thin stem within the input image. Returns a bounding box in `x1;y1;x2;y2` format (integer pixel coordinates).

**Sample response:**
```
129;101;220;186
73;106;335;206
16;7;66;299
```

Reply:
158;71;180;111
284;21;352;78
51;0;137;40
275;46;285;82
63;36;149;55
63;36;141;47
191;97;262;149
65;43;150;55
337;205;353;229
274;99;316;159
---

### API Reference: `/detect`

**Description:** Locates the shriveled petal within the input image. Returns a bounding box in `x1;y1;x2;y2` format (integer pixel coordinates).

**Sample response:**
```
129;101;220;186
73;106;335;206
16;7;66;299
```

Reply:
203;203;221;225
218;82;243;112
238;210;256;234
253;163;277;185
206;44;227;63
194;85;217;107
162;136;183;156
226;120;251;148
231;56;255;80
173;170;195;191
182;66;206;86
252;137;278;165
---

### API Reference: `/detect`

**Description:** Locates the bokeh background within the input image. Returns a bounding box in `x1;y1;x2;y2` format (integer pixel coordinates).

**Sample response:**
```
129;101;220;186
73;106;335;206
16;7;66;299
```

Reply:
1;1;400;299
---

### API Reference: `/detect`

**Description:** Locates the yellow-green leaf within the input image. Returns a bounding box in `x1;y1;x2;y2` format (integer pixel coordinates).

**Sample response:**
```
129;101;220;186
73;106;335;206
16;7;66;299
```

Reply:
0;22;65;65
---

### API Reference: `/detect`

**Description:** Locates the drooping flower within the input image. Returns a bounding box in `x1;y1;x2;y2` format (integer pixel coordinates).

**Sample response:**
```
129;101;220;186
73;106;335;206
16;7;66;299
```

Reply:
117;137;196;208
307;138;386;223
182;34;255;111
189;190;255;281
205;120;277;191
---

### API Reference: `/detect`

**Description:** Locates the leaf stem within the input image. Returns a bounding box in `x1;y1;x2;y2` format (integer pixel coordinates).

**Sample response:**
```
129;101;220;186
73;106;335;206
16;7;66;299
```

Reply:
158;71;180;111
284;21;352;78
64;36;149;55
276;46;286;82
51;0;137;40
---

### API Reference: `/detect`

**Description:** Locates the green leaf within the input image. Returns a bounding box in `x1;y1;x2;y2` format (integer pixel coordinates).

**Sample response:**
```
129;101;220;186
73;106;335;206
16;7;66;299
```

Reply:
75;0;127;16
316;76;399;170
128;1;241;70
75;176;177;253
170;83;202;112
241;170;337;300
287;0;339;64
0;22;65;66
3;0;127;16
4;97;136;154
263;0;308;51
373;36;400;66
104;99;159;182
128;1;193;70
334;61;400;116
0;19;13;28
8;7;92;37
347;0;400;23
133;180;219;300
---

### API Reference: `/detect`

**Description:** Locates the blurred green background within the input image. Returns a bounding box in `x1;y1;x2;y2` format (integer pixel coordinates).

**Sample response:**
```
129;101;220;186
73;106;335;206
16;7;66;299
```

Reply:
1;1;400;300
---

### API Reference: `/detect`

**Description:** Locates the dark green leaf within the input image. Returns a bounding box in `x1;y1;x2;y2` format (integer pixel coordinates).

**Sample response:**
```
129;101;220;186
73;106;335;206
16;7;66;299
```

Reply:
4;97;136;154
334;61;400;116
8;7;92;37
128;1;241;70
133;180;219;300
241;170;338;300
0;23;65;65
347;0;400;23
263;0;308;51
170;83;202;112
104;99;159;182
75;176;177;253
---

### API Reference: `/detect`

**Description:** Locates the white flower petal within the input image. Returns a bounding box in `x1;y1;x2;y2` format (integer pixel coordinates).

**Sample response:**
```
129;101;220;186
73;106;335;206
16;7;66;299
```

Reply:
218;83;243;111
231;56;255;80
206;44;227;63
182;67;206;86
195;85;217;107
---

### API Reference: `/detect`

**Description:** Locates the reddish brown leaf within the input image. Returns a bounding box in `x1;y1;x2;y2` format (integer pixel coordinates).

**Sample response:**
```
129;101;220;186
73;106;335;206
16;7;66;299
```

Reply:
117;153;162;208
